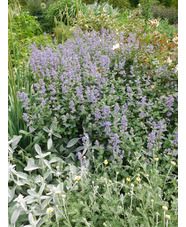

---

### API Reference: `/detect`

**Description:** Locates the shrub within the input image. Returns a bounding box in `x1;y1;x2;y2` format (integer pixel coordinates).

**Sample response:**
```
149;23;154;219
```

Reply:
71;10;121;32
150;4;178;24
9;11;41;39
160;0;178;8
17;29;177;167
107;0;131;11
8;10;42;67
25;0;43;20
44;0;82;33
129;0;140;7
157;19;178;39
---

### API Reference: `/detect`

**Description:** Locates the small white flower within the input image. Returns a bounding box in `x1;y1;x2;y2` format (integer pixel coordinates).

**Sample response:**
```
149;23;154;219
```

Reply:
112;43;120;50
46;207;54;214
167;57;172;65
74;176;81;181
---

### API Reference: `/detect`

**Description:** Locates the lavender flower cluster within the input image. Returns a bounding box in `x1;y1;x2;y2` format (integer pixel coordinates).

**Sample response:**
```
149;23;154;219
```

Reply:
18;29;178;164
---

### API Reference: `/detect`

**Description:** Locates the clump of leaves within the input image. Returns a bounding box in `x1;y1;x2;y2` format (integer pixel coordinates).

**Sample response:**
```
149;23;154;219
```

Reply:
8;136;178;226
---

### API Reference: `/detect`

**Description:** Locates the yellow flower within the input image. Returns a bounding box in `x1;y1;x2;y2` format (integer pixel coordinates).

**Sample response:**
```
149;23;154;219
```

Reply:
154;157;159;161
60;165;63;168
104;160;108;165
46;207;54;214
109;180;112;183
126;177;131;182
103;178;107;181
56;166;59;169
162;206;168;211
151;199;154;203
171;161;176;166
74;176;81;181
136;177;141;182
61;194;66;198
47;202;50;205
149;186;152;189
66;177;68;179
165;214;171;220
131;183;134;187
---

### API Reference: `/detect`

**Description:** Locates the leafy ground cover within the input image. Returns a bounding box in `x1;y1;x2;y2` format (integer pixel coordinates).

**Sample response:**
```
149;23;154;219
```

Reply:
8;0;178;226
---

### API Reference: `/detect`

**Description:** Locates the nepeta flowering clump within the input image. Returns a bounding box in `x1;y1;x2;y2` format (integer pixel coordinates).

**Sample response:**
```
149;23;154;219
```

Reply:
18;29;178;163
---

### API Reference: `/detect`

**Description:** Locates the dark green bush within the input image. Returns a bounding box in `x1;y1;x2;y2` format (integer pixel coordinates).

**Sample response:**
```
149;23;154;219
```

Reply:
151;4;178;24
107;0;131;11
159;0;178;8
129;0;139;7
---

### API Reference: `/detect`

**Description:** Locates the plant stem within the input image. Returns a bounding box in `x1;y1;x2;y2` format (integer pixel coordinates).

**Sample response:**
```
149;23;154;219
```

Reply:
63;199;72;227
155;213;158;227
164;211;166;227
130;186;133;213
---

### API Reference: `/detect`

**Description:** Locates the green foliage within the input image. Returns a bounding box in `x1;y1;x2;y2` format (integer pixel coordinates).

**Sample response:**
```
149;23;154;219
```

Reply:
139;0;159;31
72;10;121;32
25;0;42;14
8;9;53;66
8;137;178;226
8;1;178;225
82;1;120;16
8;9;53;148
44;0;82;33
117;8;145;34
9;11;41;39
82;0;131;11
151;4;178;24
157;19;178;39
107;0;131;11
129;0;140;7
53;21;74;44
24;0;55;27
160;0;178;8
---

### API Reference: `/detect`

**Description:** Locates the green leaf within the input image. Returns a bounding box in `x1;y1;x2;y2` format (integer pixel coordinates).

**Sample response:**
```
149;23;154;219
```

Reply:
24;158;40;171
11;208;21;224
43;126;49;133
67;138;80;148
35;144;42;155
19;130;29;135
53;132;62;138
47;138;53;150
